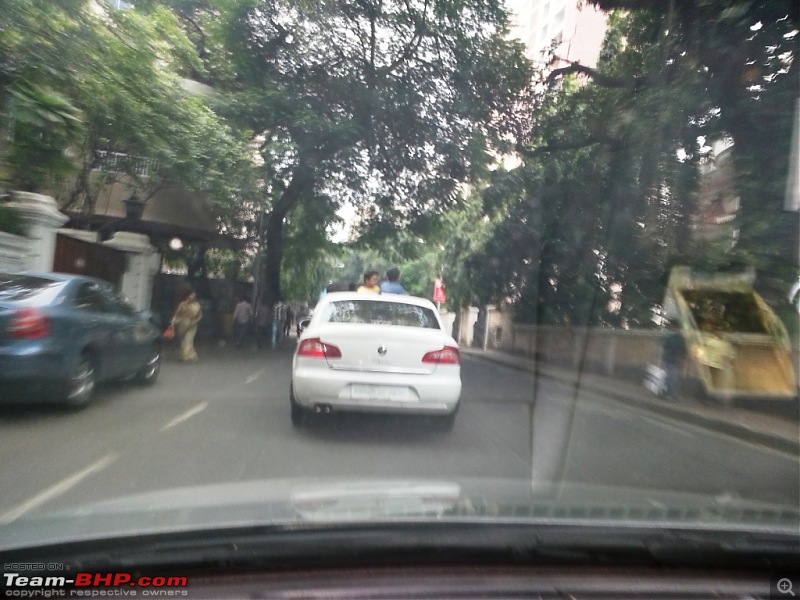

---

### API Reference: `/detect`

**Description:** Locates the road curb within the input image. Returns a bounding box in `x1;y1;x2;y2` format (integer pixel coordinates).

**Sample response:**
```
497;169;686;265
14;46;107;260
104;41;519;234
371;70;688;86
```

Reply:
462;349;799;455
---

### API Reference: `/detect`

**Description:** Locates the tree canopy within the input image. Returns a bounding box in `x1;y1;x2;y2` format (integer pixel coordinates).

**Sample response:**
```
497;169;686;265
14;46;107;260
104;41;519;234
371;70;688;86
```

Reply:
173;0;531;303
1;0;249;226
464;1;798;327
3;0;796;331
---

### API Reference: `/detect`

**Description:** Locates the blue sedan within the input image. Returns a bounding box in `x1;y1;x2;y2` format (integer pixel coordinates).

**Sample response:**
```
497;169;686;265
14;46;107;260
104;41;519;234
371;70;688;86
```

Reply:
0;272;162;408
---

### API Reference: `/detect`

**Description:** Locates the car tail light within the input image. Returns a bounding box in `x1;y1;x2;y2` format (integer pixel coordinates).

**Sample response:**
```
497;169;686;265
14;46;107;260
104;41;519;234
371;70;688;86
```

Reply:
422;346;460;364
297;338;342;359
6;307;50;339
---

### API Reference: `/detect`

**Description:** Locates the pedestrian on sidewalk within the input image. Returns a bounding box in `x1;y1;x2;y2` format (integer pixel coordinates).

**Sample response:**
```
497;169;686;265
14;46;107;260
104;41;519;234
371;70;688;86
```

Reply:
283;305;294;338
232;295;253;348
272;297;288;348
661;321;686;399
172;289;203;362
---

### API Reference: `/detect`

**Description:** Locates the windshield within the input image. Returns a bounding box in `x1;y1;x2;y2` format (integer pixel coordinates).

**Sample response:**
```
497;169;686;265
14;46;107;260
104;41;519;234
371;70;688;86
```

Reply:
0;0;798;591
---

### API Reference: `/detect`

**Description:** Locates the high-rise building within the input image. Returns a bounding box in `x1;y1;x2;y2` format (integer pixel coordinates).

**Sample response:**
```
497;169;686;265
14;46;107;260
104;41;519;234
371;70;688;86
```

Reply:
505;0;608;69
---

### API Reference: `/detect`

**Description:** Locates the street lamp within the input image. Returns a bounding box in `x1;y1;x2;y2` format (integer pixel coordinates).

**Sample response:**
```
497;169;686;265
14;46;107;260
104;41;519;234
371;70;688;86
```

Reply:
123;194;146;222
96;193;146;240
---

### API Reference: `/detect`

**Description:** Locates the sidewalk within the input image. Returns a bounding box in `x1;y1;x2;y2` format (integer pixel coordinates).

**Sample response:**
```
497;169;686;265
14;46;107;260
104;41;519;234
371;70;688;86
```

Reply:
462;348;800;455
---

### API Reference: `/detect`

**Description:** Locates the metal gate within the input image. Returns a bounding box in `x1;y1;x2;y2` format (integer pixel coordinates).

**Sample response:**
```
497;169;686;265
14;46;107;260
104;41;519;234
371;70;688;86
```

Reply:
53;233;127;287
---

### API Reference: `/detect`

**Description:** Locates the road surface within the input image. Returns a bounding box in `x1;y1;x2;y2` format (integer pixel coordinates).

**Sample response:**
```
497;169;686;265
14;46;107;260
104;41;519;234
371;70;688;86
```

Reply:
0;340;796;523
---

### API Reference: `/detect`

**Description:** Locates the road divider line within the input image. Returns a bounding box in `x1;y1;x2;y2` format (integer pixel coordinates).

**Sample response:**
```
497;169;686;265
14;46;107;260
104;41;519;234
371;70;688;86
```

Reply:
0;453;118;524
160;402;208;432
245;369;265;385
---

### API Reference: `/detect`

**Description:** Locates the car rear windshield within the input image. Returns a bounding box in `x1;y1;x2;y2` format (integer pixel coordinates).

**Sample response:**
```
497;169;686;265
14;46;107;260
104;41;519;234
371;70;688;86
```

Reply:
324;300;441;329
0;275;65;303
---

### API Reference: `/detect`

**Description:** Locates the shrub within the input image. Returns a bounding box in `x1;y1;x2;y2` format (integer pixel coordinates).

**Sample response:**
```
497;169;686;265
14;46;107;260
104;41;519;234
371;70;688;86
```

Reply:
0;205;27;236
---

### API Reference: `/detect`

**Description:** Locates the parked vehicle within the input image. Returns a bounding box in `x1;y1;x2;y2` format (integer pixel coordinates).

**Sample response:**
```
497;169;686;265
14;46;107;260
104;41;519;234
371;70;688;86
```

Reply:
663;266;796;402
0;272;162;408
291;292;461;430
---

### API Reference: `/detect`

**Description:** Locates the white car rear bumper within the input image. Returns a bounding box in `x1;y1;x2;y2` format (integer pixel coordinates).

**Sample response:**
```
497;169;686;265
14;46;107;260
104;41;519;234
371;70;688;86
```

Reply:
293;361;461;415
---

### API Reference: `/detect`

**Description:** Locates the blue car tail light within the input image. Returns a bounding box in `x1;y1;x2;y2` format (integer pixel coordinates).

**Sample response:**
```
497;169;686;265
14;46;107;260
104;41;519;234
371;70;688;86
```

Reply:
6;307;50;339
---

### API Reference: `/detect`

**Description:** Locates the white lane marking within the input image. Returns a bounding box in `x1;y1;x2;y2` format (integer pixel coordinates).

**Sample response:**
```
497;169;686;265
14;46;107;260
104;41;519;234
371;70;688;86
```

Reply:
245;369;265;385
160;402;208;432
0;453;118;524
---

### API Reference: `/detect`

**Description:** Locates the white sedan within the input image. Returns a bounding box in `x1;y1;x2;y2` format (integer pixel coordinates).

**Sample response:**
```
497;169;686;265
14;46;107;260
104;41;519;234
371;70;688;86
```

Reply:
291;292;461;430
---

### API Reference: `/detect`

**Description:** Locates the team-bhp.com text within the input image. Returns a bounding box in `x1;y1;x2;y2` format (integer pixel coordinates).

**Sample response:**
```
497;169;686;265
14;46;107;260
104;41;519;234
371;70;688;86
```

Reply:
4;573;188;597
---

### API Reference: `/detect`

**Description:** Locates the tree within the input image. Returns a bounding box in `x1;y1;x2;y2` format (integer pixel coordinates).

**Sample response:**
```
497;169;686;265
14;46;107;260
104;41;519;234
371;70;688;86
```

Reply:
279;192;343;302
477;8;728;326
579;0;799;301
468;0;798;328
187;0;531;305
57;3;251;223
1;0;90;191
1;0;251;227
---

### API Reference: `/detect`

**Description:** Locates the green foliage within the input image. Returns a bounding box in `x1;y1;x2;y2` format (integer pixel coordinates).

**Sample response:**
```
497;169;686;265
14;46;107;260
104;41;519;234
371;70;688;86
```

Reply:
0;204;27;236
62;3;251;213
1;0;250;230
202;248;242;279
462;1;798;328
316;187;497;310
193;0;531;302
4;83;84;191
586;0;800;304
472;8;737;326
0;1;90;191
279;193;343;302
3;0;529;295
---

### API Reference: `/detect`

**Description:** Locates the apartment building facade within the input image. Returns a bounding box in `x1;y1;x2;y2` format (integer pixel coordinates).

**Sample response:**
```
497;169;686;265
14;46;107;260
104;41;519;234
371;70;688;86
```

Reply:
505;0;608;68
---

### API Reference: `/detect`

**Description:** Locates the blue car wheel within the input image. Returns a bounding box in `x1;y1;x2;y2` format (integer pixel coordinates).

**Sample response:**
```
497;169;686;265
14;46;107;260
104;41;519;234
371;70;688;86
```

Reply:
64;354;95;408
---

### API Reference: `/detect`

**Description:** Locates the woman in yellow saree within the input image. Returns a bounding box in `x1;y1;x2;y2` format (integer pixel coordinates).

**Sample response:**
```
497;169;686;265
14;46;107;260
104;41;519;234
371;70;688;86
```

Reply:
172;291;203;362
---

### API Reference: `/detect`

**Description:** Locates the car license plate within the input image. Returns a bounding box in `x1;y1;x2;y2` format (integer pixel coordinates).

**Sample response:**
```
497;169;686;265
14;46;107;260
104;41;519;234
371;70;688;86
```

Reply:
351;384;417;402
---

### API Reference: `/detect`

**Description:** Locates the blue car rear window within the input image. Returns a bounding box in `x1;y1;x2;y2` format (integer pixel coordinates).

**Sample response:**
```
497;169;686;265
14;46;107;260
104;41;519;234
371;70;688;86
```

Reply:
0;275;65;302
